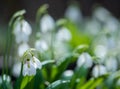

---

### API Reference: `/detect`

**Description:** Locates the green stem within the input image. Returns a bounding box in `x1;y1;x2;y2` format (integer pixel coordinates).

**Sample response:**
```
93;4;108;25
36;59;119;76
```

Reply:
51;31;55;60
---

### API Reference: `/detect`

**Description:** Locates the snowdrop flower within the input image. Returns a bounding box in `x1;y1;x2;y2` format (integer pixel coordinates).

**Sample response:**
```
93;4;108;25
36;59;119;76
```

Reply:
104;17;119;33
65;5;82;24
13;19;32;44
77;52;93;68
18;43;29;57
54;42;69;60
35;39;48;52
2;74;11;83
63;70;74;77
93;7;111;23
23;59;36;76
12;62;21;77
40;14;55;33
105;57;117;72
92;65;107;77
94;45;107;60
56;27;71;42
22;54;42;76
84;19;101;35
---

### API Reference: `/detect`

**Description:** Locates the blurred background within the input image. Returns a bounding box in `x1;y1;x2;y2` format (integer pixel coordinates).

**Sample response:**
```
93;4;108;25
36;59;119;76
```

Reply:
0;0;120;23
0;0;120;79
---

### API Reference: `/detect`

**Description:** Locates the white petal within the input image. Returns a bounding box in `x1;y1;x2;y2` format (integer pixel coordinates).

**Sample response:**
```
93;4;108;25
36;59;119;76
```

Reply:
22;63;29;76
32;56;42;69
22;20;32;36
28;62;36;76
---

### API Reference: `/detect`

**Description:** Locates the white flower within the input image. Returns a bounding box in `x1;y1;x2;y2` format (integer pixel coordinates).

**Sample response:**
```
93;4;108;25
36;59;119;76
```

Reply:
13;19;32;44
94;45;107;60
40;14;55;33
105;57;117;72
77;52;93;68
18;43;29;57
92;65;107;77
56;27;71;42
22;56;42;76
35;39;48;52
12;62;21;77
65;5;82;23
23;60;36;76
93;7;111;23
63;70;74;77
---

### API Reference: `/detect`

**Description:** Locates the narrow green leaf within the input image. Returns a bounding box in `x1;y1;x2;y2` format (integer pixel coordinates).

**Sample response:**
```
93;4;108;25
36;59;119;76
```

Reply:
46;80;70;89
20;76;34;89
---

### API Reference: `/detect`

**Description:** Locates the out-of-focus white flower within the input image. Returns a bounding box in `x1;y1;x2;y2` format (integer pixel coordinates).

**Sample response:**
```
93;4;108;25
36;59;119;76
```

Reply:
92;65;107;77
2;74;11;83
105;57;117;72
84;19;101;35
18;43;29;57
63;70;74;77
65;5;82;23
104;17;119;33
77;52;93;68
94;45;107;60
12;62;21;77
56;27;71;42
35;39;48;52
40;14;55;33
54;42;69;60
93;7;111;23
13;20;32;44
22;56;42;76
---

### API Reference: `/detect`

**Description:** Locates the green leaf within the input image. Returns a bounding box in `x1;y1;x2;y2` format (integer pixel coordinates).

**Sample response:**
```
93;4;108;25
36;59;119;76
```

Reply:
20;76;34;89
46;80;70;89
33;70;45;89
42;60;55;67
79;77;105;89
53;54;73;81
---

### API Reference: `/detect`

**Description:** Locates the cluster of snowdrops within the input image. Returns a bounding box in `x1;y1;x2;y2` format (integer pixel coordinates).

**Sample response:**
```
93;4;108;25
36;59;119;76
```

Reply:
0;4;120;89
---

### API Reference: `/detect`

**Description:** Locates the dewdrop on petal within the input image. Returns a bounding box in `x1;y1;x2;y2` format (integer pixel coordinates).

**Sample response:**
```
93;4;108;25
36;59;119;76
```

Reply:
77;52;93;68
92;64;107;77
13;19;32;44
40;14;55;33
